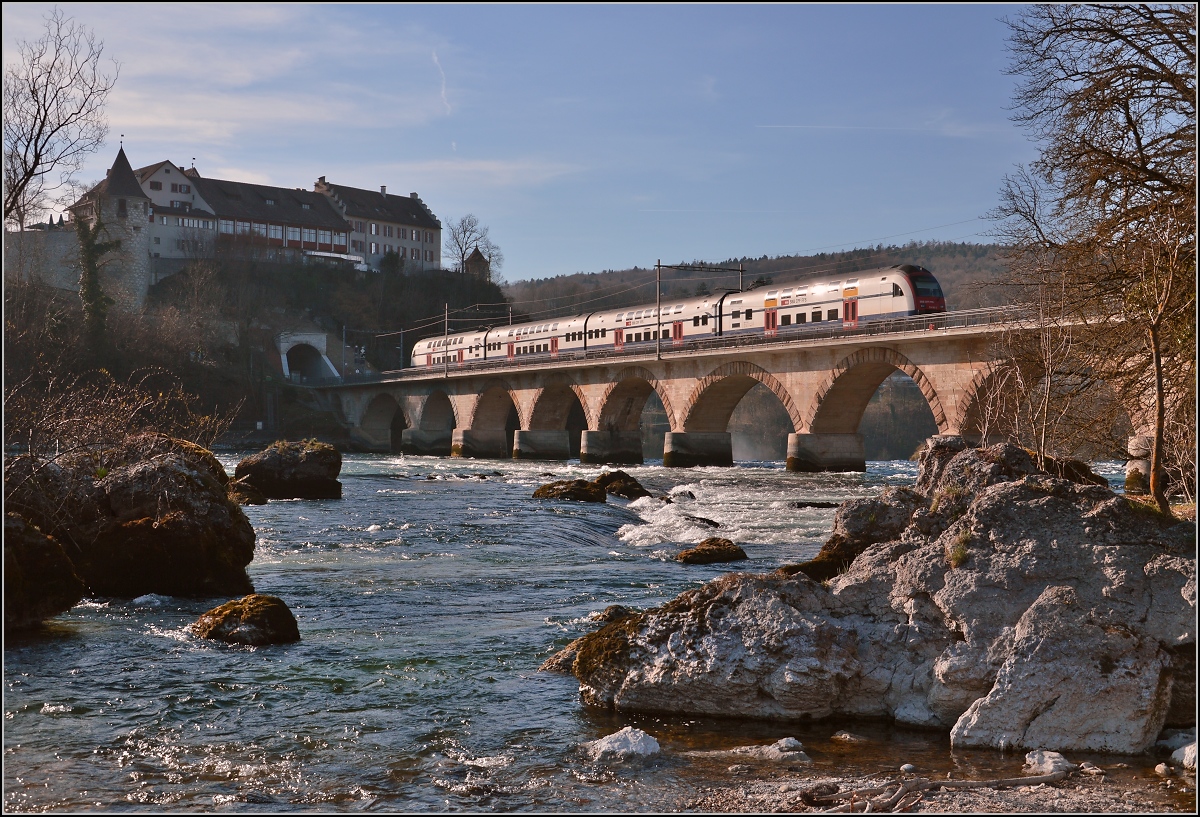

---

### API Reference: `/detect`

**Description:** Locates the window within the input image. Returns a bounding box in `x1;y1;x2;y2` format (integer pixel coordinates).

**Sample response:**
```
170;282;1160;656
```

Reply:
287;226;301;242
301;203;311;210
601;328;606;338
269;224;283;240
781;314;791;326
303;228;317;243
334;232;347;246
797;313;806;323
693;316;700;327
236;221;251;235
117;198;127;219
171;183;179;193
369;242;378;254
384;225;393;237
149;181;162;190
370;223;378;235
219;219;234;234
893;283;904;297
401;228;409;240
180;184;191;194
154;237;160;244
812;311;822;322
701;314;709;326
745;309;753;320
411;247;419;259
318;229;332;244
425;249;433;261
828;309;839;321
265;198;276;205
351;239;363;251
252;222;267;236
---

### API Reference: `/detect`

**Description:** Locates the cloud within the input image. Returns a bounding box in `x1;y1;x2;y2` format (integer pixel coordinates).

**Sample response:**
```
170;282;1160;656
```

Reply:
432;50;451;115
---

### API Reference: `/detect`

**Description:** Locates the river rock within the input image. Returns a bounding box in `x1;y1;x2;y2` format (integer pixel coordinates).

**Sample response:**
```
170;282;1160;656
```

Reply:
532;479;606;502
584;726;660;762
792;487;926;581
234;440;342;499
539;605;639;673
1171;742;1197;771
692;737;812;764
82;453;256;597
192;594;300;645
594;470;652;500
677;538;748;565
227;477;267;505
565;442;1196;754
4;513;85;631
1024;749;1077;776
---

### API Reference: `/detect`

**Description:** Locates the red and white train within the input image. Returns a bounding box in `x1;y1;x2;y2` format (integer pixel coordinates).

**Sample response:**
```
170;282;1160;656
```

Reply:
412;263;946;368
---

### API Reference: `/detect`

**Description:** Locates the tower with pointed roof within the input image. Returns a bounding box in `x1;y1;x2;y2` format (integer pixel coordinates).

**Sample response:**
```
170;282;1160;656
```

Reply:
68;146;153;308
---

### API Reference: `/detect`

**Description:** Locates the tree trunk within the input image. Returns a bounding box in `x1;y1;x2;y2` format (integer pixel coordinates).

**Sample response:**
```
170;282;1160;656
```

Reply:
1147;323;1171;515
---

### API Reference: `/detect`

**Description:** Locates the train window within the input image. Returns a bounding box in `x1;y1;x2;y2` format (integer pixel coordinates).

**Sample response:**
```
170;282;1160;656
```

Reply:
797;313;806;323
829;281;841;293
674;304;683;313
893;283;903;296
828;309;839;321
693;316;700;327
812;311;822;322
552;323;558;331
601;328;606;337
745;309;752;320
781;314;791;326
796;287;806;295
701;314;709;326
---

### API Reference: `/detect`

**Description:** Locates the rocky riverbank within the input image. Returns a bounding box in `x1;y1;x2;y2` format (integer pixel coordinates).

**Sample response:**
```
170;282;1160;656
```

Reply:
549;438;1196;757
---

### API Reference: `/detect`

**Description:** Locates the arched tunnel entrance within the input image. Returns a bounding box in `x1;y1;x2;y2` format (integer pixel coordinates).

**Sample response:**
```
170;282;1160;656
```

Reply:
286;343;331;381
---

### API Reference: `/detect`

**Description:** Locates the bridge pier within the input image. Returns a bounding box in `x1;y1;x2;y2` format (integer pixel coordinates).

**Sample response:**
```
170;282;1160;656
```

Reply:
400;429;453;456
580;431;643;465
663;432;733;468
513;430;572;460
786;433;866;472
451;429;511;459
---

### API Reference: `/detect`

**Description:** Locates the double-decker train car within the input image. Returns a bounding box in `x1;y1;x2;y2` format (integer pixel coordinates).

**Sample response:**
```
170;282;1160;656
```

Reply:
410;263;946;369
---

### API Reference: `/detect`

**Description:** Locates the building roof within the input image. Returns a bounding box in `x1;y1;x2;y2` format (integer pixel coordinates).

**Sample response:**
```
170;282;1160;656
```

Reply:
186;173;349;229
72;147;151;210
316;180;440;229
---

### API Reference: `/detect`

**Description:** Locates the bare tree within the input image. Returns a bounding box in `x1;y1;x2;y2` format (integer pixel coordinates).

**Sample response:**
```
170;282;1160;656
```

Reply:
443;213;504;281
3;7;119;229
991;4;1196;512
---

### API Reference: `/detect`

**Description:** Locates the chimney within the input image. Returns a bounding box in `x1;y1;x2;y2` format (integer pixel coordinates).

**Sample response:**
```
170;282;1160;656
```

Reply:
319;175;326;184
411;192;418;199
380;185;387;195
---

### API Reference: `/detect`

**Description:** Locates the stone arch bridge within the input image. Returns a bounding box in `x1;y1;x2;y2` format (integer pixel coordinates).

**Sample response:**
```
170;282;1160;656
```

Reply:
315;313;1011;471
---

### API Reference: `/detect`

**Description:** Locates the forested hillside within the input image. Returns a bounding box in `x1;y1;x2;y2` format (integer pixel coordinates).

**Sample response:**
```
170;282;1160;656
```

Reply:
503;241;1009;319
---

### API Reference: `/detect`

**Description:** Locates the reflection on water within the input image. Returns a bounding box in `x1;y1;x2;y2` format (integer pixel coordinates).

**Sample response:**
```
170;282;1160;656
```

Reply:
3;456;1170;812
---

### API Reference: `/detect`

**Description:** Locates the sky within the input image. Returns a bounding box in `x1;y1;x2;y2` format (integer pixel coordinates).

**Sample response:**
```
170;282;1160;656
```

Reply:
2;3;1039;281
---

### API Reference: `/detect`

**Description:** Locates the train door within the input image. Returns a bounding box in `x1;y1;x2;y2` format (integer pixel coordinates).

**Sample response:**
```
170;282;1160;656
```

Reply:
842;299;859;329
425;353;432;368
764;308;778;338
456;349;464;364
506;343;515;361
551;337;559;358
614;329;624;351
672;321;684;346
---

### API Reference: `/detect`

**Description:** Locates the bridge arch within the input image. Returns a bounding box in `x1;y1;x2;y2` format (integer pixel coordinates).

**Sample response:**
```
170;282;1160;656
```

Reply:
528;377;590;430
681;361;802;432
359;393;409;451
596;366;677;432
805;347;947;434
467;380;522;429
419;389;458;431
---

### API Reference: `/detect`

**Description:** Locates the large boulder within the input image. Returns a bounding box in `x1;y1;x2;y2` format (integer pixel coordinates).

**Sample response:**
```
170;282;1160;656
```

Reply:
234;440;342;499
532;479;607;502
565;443;1196;754
791;487;926;581
4;438;256;599
192;594;300;645
4;513;85;631
83;453;256;597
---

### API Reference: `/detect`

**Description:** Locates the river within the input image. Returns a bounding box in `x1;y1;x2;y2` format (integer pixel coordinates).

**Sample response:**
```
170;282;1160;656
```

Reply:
8;454;1175;812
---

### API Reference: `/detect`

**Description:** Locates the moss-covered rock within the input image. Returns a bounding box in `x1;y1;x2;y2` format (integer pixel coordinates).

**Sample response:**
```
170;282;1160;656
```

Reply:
4;513;85;632
677;538;748;565
234;439;342;499
192;594;300;646
532;479;606;502
594;470;652;500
